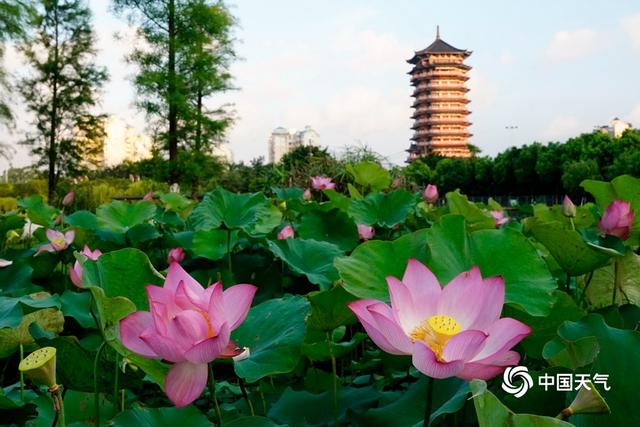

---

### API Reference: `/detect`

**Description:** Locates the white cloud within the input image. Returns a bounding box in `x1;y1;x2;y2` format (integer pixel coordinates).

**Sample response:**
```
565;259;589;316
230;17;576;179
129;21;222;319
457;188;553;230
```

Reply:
499;51;514;65
467;69;497;109
626;104;640;126
541;115;584;140
544;29;603;63
620;14;640;49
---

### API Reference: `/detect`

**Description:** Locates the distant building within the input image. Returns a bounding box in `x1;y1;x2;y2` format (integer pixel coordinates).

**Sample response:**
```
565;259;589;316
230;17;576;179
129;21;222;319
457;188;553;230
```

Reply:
598;117;632;138
268;125;320;163
211;142;234;163
406;27;473;161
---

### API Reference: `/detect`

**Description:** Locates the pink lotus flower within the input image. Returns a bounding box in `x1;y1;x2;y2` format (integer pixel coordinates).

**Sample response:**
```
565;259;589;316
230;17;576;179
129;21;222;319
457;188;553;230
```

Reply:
70;246;102;288
303;188;312;200
311;176;336;190
422;184;439;203
598;199;635;241
490;211;509;228
562;196;576;218
277;225;294;240
167;247;185;264
357;224;375;240
348;259;531;380
143;192;154;201
36;229;75;254
120;263;257;407
62;191;75;206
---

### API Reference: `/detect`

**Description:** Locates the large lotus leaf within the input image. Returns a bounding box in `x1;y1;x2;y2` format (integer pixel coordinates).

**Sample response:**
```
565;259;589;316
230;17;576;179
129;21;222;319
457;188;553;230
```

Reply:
348;190;417;228
0;308;64;357
524;217;611;276
542;314;640;427
17;195;58;227
307;285;357;331
578;251;640;308
352;377;469;427
31;391;115;427
225;416;282;427
334;230;430;301
87;286;168;388
446;190;496;231
82;248;164;311
192;229;239;261
345;161;391;192
0;292;60;329
470;380;573;426
189;187;281;235
581;175;640;245
324;189;352;213
112;405;211;427
504;292;586;359
96;200;156;234
232;295;309;383
267;239;343;290
65;210;97;230
426;215;556;316
268;386;380;427
159;192;194;215
60;290;96;329
297;209;359;252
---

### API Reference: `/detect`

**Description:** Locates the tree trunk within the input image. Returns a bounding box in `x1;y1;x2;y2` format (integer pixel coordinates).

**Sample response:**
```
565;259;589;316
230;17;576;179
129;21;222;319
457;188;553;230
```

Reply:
48;1;60;202
168;0;178;182
195;88;202;152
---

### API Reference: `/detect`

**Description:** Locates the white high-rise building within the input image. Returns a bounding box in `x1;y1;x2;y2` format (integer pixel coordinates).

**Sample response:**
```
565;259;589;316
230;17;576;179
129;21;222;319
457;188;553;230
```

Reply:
268;125;320;163
598;117;632;139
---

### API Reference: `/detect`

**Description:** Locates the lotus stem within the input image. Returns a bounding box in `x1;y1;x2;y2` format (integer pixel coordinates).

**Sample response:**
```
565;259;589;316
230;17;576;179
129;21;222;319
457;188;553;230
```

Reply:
94;341;106;427
19;344;24;402
327;332;339;425
238;377;254;416
423;376;434;427
226;229;232;274
208;364;223;425
613;257;623;305
113;353;120;412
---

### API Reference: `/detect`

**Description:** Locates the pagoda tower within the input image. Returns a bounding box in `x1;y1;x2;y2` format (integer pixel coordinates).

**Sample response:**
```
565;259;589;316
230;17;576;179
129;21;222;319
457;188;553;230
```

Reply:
406;27;472;161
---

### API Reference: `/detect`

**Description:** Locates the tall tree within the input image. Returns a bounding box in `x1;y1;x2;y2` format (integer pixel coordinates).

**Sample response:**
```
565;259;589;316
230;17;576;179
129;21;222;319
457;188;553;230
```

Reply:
19;0;108;200
0;0;31;158
112;0;236;180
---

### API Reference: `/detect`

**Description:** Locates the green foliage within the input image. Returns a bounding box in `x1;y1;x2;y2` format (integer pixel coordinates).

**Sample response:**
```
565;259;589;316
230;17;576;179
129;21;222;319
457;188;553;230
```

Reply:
0;175;638;426
18;0;108;199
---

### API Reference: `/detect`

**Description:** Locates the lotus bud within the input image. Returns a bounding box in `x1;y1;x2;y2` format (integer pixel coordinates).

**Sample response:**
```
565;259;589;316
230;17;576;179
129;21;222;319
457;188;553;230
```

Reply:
392;178;402;188
422;184;438;203
357;224;375;240
62;192;74;206
54;214;63;226
0;259;12;268
559;382;610;418
598;199;635;240
143;192;154;201
277;225;294;240
562;196;576;218
303;188;312;200
19;347;57;388
167;247;185;264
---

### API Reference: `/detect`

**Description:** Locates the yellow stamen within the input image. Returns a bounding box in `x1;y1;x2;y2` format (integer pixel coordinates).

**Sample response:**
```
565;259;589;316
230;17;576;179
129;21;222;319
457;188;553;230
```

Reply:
410;314;461;361
52;238;66;247
200;311;215;338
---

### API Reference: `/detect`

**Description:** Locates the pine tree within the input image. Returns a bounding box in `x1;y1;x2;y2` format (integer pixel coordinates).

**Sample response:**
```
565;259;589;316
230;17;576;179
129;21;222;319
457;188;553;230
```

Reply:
19;0;107;200
112;0;236;180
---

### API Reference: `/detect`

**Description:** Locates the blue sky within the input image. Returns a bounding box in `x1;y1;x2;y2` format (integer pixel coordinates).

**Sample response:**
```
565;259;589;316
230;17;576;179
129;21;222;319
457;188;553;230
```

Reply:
2;0;640;169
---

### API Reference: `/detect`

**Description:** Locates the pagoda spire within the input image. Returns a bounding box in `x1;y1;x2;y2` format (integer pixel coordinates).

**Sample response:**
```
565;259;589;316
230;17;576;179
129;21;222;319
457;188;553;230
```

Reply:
436;25;440;39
